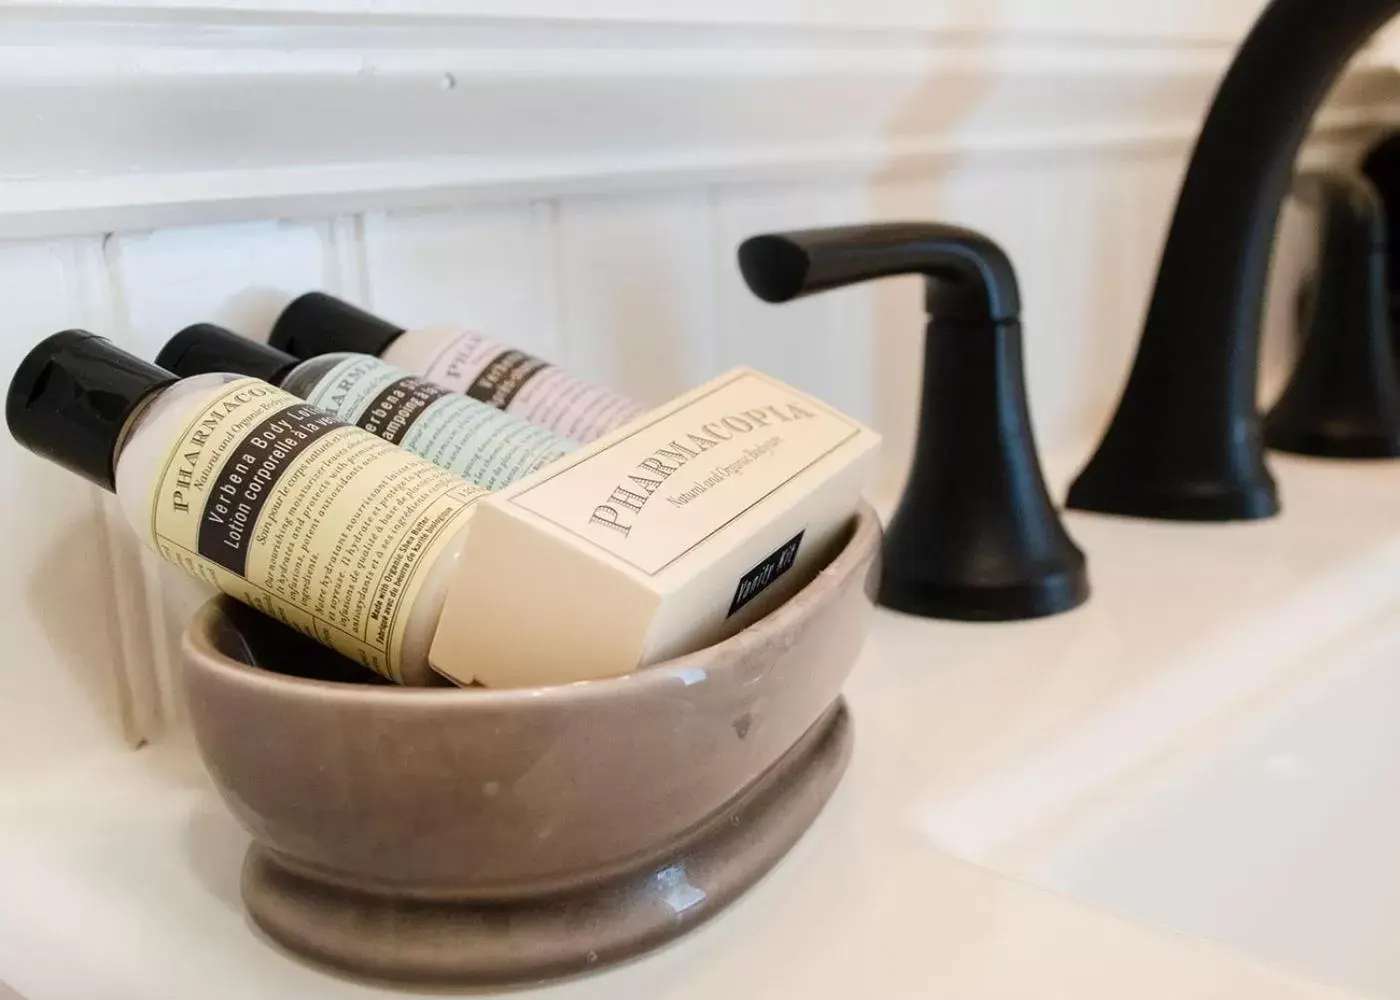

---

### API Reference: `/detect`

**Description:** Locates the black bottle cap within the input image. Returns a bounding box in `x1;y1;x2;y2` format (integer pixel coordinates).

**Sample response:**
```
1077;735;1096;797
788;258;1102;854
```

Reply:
157;323;300;385
6;330;179;492
269;292;407;360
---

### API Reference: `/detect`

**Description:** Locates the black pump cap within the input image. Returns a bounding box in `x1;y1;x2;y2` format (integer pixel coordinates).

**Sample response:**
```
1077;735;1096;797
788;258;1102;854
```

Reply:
157;323;300;385
6;330;178;492
269;292;406;360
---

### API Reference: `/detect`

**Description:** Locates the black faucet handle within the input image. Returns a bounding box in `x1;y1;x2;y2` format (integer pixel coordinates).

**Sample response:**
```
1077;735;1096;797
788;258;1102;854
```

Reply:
1362;130;1400;315
738;221;1088;622
738;222;1020;323
1291;170;1387;246
1264;169;1400;458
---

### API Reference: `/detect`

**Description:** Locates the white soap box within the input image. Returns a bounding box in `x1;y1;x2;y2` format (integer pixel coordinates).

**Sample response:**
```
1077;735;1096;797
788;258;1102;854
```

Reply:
429;367;881;688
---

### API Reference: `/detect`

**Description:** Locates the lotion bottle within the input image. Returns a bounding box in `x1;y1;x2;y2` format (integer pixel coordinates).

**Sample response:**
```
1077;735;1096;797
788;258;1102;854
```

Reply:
7;331;486;685
158;323;574;490
270;292;646;443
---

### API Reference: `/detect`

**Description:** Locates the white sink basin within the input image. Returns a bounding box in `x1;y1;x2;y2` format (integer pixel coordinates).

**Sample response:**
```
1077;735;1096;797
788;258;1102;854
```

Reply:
906;456;1400;998
1036;616;1400;998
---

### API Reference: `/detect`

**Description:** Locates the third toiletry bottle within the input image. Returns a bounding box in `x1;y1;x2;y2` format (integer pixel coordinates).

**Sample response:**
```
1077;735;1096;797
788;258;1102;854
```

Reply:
270;293;646;443
158;324;574;491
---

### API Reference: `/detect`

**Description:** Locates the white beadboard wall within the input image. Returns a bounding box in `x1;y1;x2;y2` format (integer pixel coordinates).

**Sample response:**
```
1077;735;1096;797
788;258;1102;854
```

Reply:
3;1;1400;766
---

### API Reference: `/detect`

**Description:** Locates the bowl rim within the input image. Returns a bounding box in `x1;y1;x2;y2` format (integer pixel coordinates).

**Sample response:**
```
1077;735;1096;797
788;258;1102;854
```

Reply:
182;502;880;707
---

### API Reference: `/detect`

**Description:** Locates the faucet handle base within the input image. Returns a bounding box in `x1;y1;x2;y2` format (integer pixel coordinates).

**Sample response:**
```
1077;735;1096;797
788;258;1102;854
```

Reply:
878;566;1087;623
1066;470;1279;523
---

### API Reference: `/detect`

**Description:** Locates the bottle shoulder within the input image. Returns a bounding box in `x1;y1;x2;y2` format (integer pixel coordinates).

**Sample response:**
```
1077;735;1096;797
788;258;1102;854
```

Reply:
112;374;253;538
380;325;474;368
281;353;368;396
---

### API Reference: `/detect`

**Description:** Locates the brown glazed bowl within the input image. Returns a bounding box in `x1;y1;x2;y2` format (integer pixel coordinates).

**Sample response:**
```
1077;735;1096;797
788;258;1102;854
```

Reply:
181;504;880;986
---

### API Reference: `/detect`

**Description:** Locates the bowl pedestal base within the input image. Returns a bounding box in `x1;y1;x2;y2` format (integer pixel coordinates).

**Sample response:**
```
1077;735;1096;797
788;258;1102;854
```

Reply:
242;700;852;987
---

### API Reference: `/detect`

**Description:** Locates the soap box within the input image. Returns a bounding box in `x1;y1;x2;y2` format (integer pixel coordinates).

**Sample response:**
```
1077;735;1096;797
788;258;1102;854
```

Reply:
429;367;881;688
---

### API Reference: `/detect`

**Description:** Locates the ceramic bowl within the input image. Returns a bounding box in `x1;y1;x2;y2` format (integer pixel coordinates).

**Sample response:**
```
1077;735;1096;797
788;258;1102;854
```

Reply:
181;503;880;985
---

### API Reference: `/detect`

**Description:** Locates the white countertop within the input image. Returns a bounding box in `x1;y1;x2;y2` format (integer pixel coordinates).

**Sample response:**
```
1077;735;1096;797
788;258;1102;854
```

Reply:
0;730;1347;1000
5;452;1399;1000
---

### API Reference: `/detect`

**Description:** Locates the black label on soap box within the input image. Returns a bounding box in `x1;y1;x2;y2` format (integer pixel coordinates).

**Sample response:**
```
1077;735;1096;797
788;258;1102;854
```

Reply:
728;530;805;618
197;403;343;576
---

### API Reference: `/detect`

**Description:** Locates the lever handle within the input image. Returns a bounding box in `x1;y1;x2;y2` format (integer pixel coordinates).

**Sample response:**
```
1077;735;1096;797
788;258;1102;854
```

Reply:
1264;169;1400;458
736;219;1087;621
1291;170;1387;247
737;222;1021;323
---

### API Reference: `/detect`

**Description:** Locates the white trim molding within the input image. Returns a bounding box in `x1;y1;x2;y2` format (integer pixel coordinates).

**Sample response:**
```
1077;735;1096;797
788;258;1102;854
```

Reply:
1;3;1397;239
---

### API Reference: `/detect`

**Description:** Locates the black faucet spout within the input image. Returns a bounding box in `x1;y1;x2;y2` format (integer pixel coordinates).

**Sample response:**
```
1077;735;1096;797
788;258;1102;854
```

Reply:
1068;0;1400;522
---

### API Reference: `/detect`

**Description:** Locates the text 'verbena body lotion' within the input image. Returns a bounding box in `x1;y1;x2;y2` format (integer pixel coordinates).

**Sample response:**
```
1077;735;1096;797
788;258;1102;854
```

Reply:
7;332;485;685
157;323;574;490
270;293;647;444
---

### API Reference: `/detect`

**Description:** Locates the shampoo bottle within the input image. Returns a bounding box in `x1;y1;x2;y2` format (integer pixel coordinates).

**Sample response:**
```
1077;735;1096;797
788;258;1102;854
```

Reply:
270;293;646;443
7;331;486;685
158;323;574;490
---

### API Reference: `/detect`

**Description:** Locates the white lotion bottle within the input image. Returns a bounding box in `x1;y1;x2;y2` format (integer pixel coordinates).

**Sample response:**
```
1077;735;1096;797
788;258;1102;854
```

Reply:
157;323;575;490
7;331;486;685
269;293;647;444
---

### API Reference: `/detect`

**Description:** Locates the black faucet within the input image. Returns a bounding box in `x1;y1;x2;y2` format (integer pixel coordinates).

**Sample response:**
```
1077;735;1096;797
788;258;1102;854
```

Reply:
1067;0;1400;522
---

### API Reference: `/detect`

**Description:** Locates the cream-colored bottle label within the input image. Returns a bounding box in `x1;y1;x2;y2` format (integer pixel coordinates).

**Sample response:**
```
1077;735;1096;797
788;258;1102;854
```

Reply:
148;379;485;681
507;370;861;575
